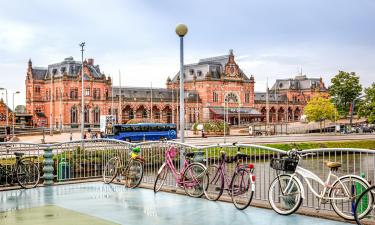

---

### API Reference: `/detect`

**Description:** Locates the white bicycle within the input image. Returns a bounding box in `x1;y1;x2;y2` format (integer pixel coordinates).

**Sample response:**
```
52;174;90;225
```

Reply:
268;150;372;220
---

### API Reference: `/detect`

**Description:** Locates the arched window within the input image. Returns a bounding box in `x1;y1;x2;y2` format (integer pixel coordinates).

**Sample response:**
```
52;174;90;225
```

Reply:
129;110;134;119
93;107;100;124
213;92;218;102
84;106;90;123
71;106;77;124
225;92;238;103
142;109;147;118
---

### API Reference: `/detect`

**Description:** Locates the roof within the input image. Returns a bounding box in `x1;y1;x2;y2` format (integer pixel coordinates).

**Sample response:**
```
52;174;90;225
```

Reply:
31;67;47;80
170;50;251;83
31;57;105;80
270;74;327;91
254;92;288;102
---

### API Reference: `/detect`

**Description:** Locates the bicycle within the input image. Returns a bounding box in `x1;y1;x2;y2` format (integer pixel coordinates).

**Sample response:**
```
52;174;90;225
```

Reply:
153;145;206;198
203;144;256;210
268;149;372;220
103;147;144;188
354;185;375;225
0;152;40;189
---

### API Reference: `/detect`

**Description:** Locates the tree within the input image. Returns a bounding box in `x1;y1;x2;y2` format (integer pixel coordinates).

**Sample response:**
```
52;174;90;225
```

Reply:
329;71;362;116
358;83;375;123
304;96;338;132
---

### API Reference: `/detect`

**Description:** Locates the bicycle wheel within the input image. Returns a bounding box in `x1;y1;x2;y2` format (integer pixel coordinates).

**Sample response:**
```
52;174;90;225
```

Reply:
124;159;144;188
268;174;303;215
183;163;206;198
355;186;375;225
17;161;40;189
154;164;168;193
330;176;372;220
103;157;119;184
203;165;224;201
231;169;254;210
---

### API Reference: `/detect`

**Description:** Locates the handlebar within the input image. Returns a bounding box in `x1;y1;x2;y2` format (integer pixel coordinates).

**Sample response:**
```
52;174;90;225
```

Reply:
286;150;316;158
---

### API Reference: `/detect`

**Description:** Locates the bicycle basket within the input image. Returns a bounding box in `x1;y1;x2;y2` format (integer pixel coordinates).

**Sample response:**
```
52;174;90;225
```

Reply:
270;157;298;172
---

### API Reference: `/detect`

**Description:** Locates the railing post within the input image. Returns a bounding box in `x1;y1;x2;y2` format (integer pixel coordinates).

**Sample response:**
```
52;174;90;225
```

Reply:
43;147;54;185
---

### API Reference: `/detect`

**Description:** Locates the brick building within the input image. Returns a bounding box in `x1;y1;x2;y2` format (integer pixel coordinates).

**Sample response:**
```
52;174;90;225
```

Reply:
25;50;328;129
0;99;12;127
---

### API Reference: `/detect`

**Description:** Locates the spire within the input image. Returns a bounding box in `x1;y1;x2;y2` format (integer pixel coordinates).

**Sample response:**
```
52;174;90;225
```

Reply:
28;58;32;68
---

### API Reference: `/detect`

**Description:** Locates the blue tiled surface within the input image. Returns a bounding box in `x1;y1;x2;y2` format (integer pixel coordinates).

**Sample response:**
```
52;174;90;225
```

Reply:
0;182;350;225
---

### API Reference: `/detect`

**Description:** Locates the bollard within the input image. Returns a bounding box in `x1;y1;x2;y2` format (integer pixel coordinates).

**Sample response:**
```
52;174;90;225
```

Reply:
43;147;54;185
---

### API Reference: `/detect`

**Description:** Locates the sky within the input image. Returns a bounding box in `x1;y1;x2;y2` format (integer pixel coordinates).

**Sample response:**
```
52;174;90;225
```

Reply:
0;0;374;107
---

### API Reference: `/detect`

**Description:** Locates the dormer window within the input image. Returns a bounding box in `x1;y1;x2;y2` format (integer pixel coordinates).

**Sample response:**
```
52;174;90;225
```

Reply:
52;69;57;75
189;69;194;75
197;70;202;76
60;67;66;74
279;83;283;88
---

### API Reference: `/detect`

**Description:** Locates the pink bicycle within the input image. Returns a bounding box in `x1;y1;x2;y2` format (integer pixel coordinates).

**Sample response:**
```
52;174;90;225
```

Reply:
153;145;207;198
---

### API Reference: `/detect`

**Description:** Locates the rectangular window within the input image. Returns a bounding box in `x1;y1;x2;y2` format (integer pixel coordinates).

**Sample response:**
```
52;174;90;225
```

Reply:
85;88;90;96
245;93;250;103
70;88;78;99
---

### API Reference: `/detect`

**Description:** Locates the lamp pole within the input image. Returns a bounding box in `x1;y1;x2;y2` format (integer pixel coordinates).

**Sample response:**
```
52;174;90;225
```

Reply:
176;24;188;168
12;91;20;138
176;24;188;143
59;88;63;131
49;72;53;136
79;42;85;140
0;88;8;126
222;85;226;143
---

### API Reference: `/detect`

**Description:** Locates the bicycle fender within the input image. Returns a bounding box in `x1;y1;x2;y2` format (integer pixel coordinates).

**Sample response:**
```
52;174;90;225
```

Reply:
157;163;167;174
335;174;371;187
190;162;207;170
281;174;305;199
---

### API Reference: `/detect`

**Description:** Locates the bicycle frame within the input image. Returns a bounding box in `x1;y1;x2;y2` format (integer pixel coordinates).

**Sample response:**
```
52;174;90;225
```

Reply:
284;166;352;201
158;146;200;188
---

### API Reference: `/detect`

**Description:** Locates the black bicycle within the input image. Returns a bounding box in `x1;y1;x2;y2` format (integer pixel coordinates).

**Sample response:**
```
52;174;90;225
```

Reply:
354;185;375;225
0;152;40;188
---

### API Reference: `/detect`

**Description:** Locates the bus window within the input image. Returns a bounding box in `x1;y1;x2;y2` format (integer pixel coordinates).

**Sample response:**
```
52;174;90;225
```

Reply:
113;126;121;135
121;126;133;132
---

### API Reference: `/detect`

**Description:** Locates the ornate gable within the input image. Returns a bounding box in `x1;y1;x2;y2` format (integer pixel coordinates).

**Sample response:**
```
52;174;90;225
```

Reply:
224;49;240;79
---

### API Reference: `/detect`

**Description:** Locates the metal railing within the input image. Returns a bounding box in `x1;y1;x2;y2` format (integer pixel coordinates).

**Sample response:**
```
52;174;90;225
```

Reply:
0;139;374;220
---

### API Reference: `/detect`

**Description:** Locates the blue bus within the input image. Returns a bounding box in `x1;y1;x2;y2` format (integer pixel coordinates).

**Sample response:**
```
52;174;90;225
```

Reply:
108;123;177;142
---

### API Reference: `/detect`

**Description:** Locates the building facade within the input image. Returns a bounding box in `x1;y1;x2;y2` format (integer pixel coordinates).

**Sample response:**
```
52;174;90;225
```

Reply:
0;99;13;127
25;50;328;129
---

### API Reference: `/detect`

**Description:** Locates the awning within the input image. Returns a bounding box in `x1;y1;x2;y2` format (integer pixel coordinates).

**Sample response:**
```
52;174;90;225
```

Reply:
209;107;264;117
36;112;46;118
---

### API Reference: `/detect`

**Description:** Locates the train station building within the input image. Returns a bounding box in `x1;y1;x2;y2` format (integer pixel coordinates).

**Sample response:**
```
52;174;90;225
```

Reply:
25;50;328;129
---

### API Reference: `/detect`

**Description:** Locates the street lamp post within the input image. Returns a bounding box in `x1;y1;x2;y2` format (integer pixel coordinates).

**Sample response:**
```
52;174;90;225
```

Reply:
0;88;8;126
221;85;226;143
12;91;20;138
59;88;63;131
79;42;85;140
176;24;188;167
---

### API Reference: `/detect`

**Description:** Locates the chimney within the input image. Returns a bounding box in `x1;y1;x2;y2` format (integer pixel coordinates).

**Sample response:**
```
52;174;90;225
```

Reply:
87;58;94;65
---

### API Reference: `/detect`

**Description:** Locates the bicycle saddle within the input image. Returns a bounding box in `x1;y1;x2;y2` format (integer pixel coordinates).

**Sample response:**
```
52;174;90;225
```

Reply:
185;152;195;158
325;161;341;169
14;152;24;157
235;152;247;160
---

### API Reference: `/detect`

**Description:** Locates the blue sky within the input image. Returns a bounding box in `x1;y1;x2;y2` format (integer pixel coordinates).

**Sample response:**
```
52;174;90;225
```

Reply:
0;0;374;107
